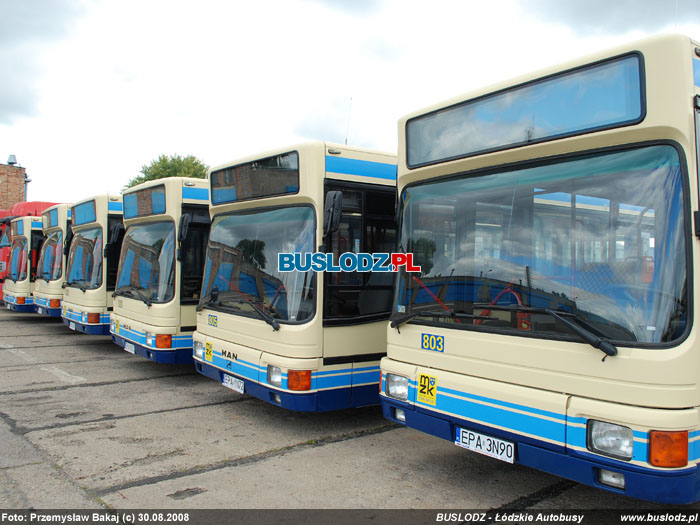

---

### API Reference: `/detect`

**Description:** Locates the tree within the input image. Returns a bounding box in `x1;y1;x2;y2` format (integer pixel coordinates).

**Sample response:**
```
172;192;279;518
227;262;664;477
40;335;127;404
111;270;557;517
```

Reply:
124;154;208;189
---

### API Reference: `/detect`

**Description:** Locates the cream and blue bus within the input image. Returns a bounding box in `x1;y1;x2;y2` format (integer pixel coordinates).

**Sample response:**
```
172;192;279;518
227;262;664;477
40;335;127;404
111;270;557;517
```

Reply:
193;142;397;411
380;34;700;503
62;195;124;334
110;177;210;363
34;203;72;317
4;216;45;312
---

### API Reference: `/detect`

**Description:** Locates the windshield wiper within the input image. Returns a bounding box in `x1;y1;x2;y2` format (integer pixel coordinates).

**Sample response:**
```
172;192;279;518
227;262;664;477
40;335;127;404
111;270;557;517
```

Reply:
247;301;280;332
198;288;280;331
113;288;152;307
545;308;617;360
477;304;618;360
64;280;89;292
391;309;491;332
133;288;152;307
225;298;279;331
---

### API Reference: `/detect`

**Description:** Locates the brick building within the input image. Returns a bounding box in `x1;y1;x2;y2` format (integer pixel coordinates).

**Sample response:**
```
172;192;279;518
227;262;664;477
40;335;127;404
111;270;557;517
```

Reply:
0;159;27;210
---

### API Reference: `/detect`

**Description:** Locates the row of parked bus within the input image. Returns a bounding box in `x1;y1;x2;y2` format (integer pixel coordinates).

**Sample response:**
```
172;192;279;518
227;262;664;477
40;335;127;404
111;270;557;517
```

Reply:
2;34;700;505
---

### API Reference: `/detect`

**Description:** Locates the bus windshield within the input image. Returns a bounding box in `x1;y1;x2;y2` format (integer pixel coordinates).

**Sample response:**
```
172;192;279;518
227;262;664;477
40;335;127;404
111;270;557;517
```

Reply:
66;226;103;290
37;231;63;281
115;221;175;305
200;206;316;323
9;238;27;281
395;144;687;346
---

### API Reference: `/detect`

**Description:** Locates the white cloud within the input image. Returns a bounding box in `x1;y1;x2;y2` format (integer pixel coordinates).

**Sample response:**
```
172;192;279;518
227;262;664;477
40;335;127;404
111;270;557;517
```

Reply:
0;0;698;204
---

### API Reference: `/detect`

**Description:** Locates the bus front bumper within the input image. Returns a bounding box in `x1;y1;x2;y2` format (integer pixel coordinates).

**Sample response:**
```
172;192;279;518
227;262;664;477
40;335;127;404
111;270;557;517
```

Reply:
380;395;700;504
4;294;35;312
63;317;111;335
111;332;193;364
194;358;379;412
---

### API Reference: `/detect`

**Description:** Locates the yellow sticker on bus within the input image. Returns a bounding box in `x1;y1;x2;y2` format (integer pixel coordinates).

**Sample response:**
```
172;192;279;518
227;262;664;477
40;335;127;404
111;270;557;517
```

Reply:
417;373;437;405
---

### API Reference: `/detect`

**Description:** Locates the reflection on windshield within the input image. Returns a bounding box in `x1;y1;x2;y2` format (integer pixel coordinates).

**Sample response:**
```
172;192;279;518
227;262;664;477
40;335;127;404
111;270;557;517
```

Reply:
395;145;687;346
115;221;175;304
200;206;315;323
9;238;27;281
66;227;103;289
37;231;63;281
0;226;10;248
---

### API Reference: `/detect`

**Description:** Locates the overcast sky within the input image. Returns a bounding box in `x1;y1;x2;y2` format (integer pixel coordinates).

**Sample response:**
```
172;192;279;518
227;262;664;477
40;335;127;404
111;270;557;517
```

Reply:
1;0;699;204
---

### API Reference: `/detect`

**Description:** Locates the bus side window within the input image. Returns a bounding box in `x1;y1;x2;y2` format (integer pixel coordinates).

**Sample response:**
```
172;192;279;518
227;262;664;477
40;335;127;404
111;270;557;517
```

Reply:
324;184;396;324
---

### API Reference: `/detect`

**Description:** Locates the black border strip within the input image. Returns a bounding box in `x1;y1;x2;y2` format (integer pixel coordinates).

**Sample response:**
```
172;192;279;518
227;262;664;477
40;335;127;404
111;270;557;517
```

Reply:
323;352;386;366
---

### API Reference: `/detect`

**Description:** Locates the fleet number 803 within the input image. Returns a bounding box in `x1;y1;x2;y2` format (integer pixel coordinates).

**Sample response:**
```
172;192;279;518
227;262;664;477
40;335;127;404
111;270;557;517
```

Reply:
421;333;444;352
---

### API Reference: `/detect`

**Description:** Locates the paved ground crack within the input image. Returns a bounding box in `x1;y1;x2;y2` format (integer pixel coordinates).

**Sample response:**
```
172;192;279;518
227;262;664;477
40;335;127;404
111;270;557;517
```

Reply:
0;373;198;396
20;398;253;434
92;423;400;497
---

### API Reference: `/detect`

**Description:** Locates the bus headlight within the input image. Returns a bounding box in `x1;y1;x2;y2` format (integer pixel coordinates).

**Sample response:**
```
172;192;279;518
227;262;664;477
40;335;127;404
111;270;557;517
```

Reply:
267;365;282;387
386;374;409;401
146;333;155;346
193;341;204;359
587;420;633;460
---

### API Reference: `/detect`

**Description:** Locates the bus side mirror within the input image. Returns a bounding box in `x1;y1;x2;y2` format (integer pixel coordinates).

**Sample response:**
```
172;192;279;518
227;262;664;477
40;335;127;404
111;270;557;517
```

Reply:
108;222;124;245
105;222;125;258
179;214;191;242
323;191;343;237
63;227;74;257
177;214;192;261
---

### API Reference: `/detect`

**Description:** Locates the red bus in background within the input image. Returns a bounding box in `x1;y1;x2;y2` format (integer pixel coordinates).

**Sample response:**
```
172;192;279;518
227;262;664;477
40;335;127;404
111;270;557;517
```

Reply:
0;202;58;301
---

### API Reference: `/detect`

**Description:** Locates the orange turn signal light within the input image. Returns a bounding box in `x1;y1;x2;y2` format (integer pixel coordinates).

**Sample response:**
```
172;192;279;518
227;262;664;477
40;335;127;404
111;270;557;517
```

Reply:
288;370;311;391
87;312;101;324
649;430;688;467
49;299;60;308
156;334;172;349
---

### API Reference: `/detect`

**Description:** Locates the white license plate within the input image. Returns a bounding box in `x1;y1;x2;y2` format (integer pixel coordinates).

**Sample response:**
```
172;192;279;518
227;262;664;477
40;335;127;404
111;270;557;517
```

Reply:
222;374;244;394
37;307;43;314
69;322;76;330
124;341;135;354
455;427;515;464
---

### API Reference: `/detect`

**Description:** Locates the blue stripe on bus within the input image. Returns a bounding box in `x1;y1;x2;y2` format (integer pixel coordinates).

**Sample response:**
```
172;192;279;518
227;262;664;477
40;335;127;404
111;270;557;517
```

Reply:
409;383;700;464
694;58;700;88
425;387;567;445
203;350;380;393
108;201;123;212
112;325;193;349
182;187;209;201
325;156;397;181
62;310;109;324
436;384;567;422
